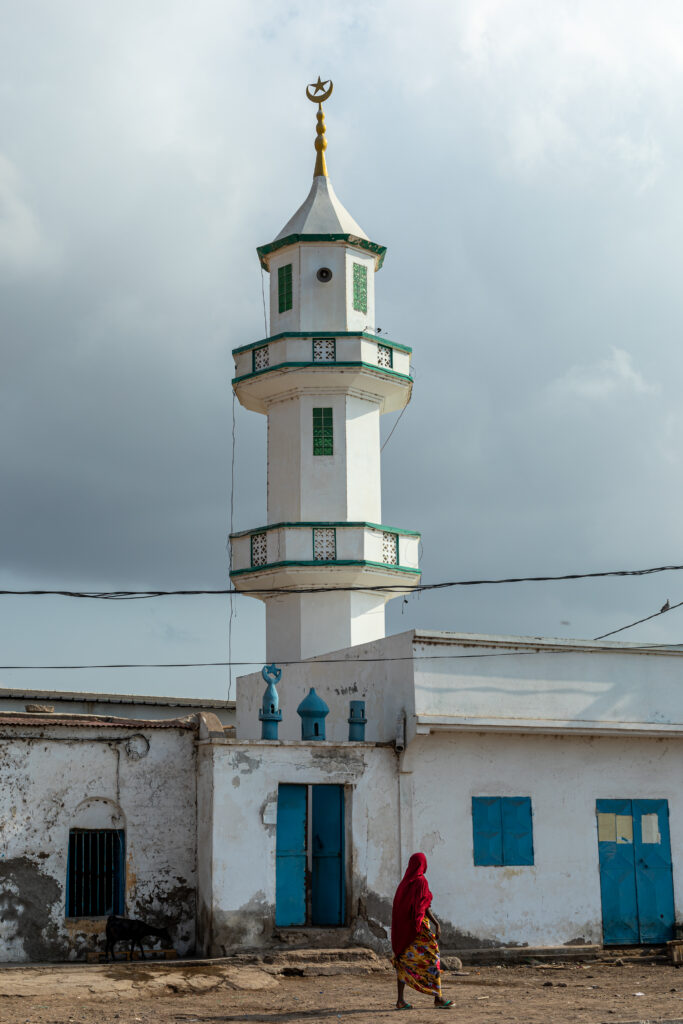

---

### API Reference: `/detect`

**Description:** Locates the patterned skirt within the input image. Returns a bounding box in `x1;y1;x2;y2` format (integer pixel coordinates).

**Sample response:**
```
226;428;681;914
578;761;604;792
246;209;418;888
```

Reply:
392;917;442;997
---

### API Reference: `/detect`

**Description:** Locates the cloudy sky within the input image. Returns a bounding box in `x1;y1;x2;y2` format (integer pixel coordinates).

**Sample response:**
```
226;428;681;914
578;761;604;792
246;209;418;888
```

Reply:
2;0;683;700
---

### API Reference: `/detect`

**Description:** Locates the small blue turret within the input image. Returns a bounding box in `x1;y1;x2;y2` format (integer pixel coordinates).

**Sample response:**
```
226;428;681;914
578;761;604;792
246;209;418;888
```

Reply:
348;700;367;741
259;663;282;740
296;687;329;741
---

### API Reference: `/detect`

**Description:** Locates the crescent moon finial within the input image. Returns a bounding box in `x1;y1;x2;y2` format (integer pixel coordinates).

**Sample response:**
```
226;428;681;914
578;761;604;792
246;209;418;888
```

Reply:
305;77;333;178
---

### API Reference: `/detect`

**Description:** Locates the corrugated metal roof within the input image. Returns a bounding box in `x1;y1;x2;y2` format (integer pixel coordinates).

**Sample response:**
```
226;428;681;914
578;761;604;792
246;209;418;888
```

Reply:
0;686;234;708
0;712;198;730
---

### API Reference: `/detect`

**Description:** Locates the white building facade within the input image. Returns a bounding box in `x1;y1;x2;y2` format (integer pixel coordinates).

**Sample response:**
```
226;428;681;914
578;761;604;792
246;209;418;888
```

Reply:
3;84;681;962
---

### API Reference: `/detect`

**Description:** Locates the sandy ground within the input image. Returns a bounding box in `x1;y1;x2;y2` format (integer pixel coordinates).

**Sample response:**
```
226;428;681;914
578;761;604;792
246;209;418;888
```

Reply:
2;959;683;1023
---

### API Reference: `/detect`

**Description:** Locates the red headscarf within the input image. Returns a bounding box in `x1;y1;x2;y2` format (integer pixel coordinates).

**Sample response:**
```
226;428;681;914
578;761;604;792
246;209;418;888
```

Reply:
391;852;433;956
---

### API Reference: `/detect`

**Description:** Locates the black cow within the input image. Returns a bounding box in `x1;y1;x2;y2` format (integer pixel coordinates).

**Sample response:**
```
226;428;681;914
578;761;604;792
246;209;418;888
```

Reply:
105;914;172;962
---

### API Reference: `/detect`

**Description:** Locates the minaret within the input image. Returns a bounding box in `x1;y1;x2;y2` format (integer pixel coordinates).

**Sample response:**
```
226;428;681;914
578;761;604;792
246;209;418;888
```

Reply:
230;79;420;662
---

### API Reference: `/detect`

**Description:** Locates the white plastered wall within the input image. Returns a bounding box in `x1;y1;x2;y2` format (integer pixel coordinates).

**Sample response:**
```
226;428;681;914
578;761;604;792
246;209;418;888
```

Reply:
0;724;197;962
402;730;683;947
268;244;376;335
237;631;416;742
196;741;399;955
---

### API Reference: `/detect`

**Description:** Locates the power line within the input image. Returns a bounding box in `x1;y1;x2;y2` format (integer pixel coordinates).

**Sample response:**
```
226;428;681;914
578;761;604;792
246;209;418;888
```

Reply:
594;597;683;641
4;560;683;599
0;644;678;671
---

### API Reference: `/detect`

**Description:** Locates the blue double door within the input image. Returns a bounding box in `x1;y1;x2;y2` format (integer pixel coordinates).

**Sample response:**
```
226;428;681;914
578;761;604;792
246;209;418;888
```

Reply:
596;799;675;944
275;784;345;927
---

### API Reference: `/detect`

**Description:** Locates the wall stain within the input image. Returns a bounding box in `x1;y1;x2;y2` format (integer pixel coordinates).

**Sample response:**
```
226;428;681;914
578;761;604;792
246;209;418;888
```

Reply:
0;856;62;960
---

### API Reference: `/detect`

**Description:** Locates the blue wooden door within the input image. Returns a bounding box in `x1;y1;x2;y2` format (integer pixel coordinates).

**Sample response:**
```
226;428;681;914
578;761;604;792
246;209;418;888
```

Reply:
275;784;307;927
597;799;674;944
311;785;345;926
597;799;639;944
633;800;675;943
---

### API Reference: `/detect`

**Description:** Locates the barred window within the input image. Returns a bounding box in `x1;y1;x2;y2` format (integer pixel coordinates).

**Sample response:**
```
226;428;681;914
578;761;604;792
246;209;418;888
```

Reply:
314;528;336;561
253;345;269;372
66;829;125;918
382;532;398;565
352;263;367;313
313;338;336;362
313;408;333;456
251;532;268;567
278;264;293;313
377;343;392;369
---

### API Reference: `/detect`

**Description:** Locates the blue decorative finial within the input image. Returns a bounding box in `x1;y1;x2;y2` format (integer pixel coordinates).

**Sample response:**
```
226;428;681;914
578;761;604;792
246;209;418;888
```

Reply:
348;700;367;741
259;663;282;740
296;687;329;741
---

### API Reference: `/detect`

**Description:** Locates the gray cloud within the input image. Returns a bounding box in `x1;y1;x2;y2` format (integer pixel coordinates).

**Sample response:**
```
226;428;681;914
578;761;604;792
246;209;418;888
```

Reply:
2;1;683;697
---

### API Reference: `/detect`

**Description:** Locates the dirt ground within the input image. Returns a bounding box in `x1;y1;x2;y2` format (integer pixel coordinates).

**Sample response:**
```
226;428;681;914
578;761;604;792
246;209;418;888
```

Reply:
2;959;683;1024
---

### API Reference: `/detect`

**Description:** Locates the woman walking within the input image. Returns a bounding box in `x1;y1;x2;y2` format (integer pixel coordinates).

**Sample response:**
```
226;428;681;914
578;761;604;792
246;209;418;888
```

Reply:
391;853;453;1010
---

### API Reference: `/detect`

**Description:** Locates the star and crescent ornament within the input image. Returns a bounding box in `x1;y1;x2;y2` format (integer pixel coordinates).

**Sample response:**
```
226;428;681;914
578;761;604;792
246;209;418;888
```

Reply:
306;76;333;104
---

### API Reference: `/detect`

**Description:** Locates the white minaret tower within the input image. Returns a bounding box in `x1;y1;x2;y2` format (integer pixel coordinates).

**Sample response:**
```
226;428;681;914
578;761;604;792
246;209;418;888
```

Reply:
230;79;420;662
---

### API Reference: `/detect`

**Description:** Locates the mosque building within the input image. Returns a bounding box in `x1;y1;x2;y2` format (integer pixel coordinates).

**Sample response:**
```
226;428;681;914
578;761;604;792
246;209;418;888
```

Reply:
1;81;683;962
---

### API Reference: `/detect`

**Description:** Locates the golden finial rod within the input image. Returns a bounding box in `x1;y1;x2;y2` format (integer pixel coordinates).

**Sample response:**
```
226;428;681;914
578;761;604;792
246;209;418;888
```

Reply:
306;77;333;178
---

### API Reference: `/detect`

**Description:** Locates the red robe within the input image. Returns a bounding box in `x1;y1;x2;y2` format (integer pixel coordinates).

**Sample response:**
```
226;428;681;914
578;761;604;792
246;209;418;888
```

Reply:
391;852;433;956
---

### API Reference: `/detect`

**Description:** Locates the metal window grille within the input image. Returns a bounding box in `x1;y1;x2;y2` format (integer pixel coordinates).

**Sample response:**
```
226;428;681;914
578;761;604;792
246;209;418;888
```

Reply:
312;408;333;456
313;338;336;362
314;528;336;561
251;532;268;567
278;264;293;313
352;263;367;313
252;345;269;372
377;343;393;369
382;531;398;565
66;829;125;918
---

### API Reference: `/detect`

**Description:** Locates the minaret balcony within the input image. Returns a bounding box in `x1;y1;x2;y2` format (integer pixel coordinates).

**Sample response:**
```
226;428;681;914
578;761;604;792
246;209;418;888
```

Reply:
232;332;412;414
230;521;420;588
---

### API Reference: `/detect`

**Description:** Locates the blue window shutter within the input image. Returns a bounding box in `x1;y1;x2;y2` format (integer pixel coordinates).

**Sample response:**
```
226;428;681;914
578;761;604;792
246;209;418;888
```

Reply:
472;797;503;866
501;797;534;866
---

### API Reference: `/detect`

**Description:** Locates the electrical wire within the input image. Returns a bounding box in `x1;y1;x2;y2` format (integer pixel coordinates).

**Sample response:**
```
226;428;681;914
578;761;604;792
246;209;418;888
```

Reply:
594;598;683;641
0;641;679;672
4;560;683;599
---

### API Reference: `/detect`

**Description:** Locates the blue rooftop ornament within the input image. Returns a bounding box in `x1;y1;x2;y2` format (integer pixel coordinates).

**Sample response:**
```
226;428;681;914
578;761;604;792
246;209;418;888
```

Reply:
259;663;282;740
296;687;329;741
348;700;367;742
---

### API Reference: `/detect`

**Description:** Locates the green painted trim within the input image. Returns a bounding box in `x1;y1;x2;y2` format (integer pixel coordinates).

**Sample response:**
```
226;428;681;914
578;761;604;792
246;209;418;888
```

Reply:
230;521;421;540
256;233;387;271
232;361;412;387
230;559;421;578
232;332;411;356
312;526;337;561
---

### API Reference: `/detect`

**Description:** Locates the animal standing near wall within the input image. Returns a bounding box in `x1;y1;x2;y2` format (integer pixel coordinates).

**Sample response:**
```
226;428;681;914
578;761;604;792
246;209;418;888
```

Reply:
105;915;172;961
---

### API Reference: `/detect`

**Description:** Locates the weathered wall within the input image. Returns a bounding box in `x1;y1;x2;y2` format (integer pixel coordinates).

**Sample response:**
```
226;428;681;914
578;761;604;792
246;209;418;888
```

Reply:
0;720;197;962
197;739;399;955
236;631;415;743
402;731;683;948
413;632;683;733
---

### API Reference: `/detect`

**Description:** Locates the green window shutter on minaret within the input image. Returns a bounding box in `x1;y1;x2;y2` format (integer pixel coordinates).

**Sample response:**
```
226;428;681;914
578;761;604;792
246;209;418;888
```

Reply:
278;264;293;313
352;263;367;313
312;407;333;456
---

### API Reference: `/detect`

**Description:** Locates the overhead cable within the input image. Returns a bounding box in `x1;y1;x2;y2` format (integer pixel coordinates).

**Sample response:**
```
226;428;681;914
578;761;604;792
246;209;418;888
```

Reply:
3;560;683;599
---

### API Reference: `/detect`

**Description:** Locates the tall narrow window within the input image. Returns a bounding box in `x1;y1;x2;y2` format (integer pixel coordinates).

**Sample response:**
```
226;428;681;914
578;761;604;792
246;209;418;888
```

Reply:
312;408;333;456
278;263;293;313
66;829;125;917
352;263;367;313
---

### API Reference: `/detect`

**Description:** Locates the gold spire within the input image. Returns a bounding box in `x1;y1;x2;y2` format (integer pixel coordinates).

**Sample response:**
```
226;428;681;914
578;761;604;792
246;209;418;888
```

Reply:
305;77;333;178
